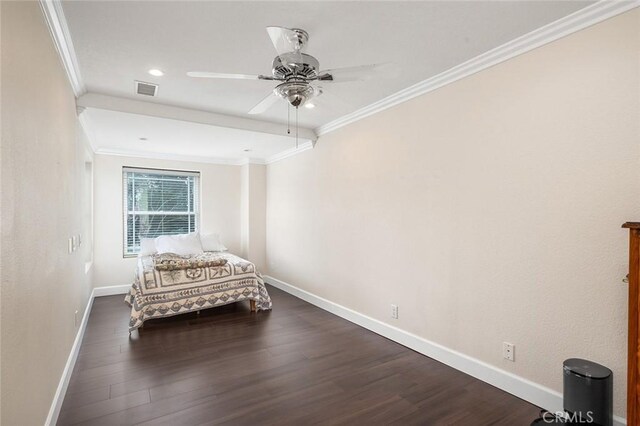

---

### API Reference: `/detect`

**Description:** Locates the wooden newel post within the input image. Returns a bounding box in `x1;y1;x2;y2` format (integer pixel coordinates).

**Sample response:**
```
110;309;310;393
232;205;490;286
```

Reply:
623;222;640;425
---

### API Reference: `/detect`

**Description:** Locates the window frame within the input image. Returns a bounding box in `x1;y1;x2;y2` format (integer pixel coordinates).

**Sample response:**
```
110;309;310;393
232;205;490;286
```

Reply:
122;166;201;258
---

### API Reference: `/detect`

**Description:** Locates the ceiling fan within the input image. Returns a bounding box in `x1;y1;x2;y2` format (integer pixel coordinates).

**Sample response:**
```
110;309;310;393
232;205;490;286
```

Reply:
187;26;386;115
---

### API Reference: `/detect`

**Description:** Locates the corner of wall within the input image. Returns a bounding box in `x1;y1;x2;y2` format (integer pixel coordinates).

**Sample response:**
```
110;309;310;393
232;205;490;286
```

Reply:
240;163;267;272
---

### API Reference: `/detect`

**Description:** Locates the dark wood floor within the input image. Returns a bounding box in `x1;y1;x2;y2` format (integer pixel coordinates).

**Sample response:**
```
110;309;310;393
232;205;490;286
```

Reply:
58;285;539;425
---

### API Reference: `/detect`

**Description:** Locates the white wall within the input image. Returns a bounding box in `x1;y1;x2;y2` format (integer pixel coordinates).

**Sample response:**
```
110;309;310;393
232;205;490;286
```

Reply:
92;154;242;287
265;10;640;418
240;163;266;271
1;2;94;424
1;2;4;420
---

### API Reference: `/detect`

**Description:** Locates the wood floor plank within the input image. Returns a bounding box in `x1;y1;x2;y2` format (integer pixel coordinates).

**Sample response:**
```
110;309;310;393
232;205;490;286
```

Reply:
73;386;220;426
58;386;110;411
58;285;540;425
57;389;150;425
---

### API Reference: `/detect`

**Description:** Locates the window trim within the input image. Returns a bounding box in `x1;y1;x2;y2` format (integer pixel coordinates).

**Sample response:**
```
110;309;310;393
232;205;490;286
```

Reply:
122;166;201;258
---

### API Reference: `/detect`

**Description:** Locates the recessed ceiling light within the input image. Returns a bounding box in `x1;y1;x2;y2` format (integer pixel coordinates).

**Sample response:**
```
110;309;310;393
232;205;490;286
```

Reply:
139;137;148;141
148;69;164;77
243;149;252;152
304;103;315;109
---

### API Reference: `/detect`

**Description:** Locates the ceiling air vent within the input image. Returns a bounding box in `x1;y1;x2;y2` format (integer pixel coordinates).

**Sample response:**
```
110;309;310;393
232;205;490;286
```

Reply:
135;81;158;96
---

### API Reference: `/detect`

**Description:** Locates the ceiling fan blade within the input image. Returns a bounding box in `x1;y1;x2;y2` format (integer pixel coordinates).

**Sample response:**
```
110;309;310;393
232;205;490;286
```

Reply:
307;85;352;111
248;91;280;115
317;63;391;82
266;26;304;69
266;26;306;55
187;71;275;80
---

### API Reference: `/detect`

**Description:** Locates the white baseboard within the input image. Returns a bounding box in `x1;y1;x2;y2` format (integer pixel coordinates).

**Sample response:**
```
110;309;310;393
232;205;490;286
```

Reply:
47;279;625;425
93;284;131;297
44;289;95;426
263;275;626;426
45;284;131;425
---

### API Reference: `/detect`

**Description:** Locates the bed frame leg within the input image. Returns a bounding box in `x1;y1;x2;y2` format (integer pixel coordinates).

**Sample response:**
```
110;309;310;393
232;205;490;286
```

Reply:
250;300;256;312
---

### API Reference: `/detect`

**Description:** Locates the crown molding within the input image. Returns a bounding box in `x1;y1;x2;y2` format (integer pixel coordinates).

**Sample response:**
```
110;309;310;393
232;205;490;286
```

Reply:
79;97;311;166
93;148;261;166
265;141;314;164
76;105;97;153
237;157;267;166
78;93;317;143
93;145;315;166
94;147;295;167
315;0;640;136
39;0;85;97
39;0;318;143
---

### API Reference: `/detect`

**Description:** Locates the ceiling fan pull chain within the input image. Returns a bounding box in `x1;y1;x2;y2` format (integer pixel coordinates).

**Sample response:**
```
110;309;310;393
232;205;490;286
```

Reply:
296;106;299;149
287;104;291;135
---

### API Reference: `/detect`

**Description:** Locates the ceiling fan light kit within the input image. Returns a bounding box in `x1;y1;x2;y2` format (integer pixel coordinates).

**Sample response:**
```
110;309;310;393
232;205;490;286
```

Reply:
275;81;318;107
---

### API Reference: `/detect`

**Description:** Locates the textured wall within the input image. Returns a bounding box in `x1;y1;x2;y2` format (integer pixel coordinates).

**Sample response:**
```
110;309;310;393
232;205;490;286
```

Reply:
240;163;266;271
1;2;94;424
266;10;640;418
1;1;4;421
92;154;242;287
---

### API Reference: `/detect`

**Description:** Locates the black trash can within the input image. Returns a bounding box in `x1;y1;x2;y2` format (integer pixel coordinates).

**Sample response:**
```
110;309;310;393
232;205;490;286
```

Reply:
563;358;613;426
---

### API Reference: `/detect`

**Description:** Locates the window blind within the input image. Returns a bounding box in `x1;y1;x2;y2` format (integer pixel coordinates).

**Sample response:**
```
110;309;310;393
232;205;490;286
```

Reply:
123;167;200;256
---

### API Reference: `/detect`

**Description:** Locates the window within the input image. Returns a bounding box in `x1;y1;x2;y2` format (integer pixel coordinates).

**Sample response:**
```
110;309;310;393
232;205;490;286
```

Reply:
123;167;200;256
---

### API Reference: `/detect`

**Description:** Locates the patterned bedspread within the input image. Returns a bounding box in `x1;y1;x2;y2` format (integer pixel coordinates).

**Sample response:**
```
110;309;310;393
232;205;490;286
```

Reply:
125;252;272;331
152;252;228;271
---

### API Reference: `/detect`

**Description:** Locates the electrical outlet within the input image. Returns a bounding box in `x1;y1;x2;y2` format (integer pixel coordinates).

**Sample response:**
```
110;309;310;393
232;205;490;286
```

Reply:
74;310;79;327
391;304;399;319
503;342;515;361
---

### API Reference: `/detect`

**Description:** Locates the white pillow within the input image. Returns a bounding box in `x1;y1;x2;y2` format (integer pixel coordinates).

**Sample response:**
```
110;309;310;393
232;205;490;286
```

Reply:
201;233;228;252
138;238;157;256
155;232;204;256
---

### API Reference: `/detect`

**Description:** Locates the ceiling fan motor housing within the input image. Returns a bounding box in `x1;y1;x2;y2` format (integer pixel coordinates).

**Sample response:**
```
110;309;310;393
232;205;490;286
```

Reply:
272;46;320;108
272;53;320;80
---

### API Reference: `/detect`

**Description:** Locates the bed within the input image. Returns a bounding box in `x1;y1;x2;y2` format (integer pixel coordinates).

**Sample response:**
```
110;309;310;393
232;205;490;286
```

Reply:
125;251;272;331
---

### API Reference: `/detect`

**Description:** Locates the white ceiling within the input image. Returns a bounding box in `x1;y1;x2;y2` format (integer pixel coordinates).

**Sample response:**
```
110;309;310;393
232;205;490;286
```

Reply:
84;108;308;163
61;1;594;161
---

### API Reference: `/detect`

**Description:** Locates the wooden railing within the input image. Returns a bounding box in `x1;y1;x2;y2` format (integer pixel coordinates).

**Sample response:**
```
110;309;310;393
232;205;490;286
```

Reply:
623;222;640;425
